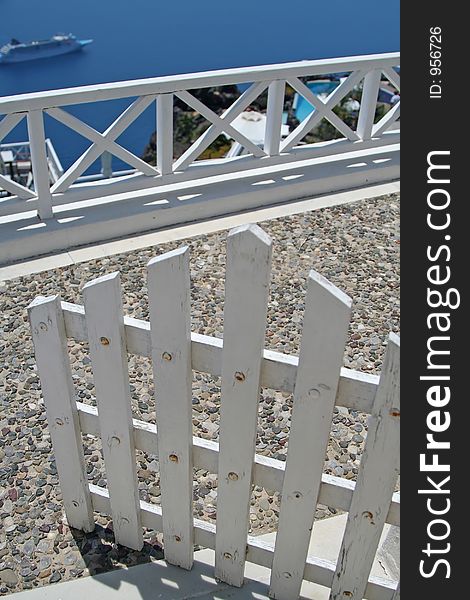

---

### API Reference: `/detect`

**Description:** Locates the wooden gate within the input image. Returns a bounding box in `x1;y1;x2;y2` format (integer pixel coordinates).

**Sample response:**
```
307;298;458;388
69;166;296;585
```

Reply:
28;223;400;600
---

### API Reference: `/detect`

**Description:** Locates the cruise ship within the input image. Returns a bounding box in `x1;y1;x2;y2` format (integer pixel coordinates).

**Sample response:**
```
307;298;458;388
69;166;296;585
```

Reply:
0;34;93;64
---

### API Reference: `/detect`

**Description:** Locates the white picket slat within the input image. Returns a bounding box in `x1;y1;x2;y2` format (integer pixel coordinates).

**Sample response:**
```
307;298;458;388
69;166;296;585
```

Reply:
269;270;352;600
215;224;272;587
28;295;94;532
330;333;400;600
147;246;194;569
83;272;143;550
264;80;286;156
357;69;382;140
26;109;53;219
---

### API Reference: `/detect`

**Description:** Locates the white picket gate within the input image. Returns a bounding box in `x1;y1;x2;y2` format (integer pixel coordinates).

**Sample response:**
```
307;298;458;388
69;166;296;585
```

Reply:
28;223;400;600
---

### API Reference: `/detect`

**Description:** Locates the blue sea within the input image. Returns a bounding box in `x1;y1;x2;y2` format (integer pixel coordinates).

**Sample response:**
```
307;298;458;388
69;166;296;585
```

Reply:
1;0;399;173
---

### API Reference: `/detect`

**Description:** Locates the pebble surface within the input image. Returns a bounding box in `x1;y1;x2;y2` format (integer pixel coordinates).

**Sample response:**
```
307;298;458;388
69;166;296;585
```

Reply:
0;194;400;594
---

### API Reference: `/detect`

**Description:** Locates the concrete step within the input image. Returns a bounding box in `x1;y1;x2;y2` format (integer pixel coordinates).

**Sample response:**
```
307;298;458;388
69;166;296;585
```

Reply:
8;514;399;599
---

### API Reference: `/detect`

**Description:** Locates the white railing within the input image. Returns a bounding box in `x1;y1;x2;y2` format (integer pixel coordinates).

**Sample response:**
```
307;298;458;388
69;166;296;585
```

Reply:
1;53;399;220
28;223;400;600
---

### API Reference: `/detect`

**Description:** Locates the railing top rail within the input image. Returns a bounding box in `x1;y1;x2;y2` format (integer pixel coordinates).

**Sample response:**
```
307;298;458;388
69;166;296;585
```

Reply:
0;52;399;114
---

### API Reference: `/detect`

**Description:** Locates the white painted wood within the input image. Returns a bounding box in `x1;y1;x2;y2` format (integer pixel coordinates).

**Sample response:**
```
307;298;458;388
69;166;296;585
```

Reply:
391;582;400;600
264;80;286;156
382;67;400;92
0;173;36;199
23;132;395;212
28;295;94;532
175;90;266;166
82;272;143;550
89;485;397;600
357;69;382;140
215;224;272;587
173;82;268;171
372;102;400;137
269;270;352;600
0;53;400;114
48;97;157;192
330;333;400;600
0;113;24;141
147;246;194;569
281;70;365;152
26;110;53;219
60;300;381;414
76;400;400;527
156;93;174;175
287;78;360;142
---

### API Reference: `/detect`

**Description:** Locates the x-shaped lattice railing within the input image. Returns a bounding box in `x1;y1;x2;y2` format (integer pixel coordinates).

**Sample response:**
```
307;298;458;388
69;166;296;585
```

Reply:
173;81;269;171
1;57;400;215
47;95;159;194
0;113;37;199
371;67;400;137
280;67;400;152
281;71;364;152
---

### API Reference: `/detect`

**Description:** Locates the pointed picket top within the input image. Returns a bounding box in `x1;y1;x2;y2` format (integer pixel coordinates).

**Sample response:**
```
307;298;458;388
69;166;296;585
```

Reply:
82;270;121;291
227;222;273;249
215;222;272;587
308;268;353;310
147;244;189;267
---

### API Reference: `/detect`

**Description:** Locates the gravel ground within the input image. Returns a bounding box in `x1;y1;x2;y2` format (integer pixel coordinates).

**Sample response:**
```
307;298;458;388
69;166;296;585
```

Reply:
0;193;400;594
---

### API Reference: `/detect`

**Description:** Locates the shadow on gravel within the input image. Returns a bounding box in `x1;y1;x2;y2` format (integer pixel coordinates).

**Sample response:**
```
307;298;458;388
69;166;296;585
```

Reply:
69;523;164;577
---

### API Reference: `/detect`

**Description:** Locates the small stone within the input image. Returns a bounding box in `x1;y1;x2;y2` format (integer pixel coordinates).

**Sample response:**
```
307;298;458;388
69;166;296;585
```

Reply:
39;567;51;579
3;517;16;533
8;488;18;501
0;568;18;585
36;539;52;554
259;498;270;511
22;540;36;555
39;556;51;570
49;571;62;583
64;552;77;566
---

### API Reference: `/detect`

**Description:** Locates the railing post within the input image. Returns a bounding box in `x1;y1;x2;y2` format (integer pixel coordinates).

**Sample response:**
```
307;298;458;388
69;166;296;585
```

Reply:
101;151;113;179
27;109;53;219
264;80;286;156
356;69;382;140
156;93;174;175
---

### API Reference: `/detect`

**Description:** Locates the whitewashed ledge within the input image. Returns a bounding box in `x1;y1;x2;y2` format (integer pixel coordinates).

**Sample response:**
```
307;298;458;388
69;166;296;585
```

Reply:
0;144;399;267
